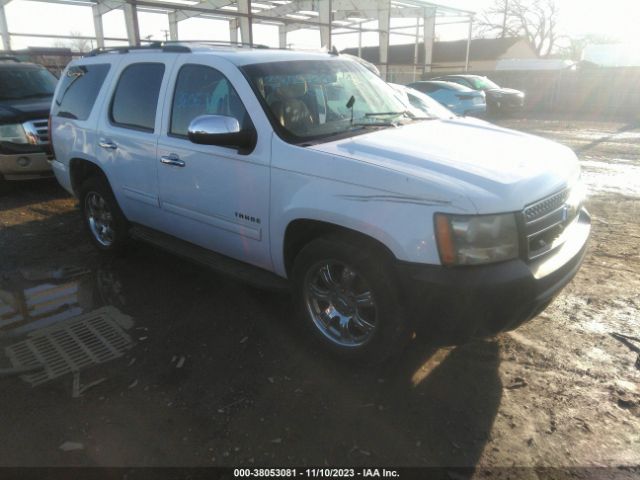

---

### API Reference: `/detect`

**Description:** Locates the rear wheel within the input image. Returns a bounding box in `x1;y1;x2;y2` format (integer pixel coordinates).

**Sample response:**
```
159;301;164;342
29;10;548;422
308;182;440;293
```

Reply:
79;176;128;252
292;235;409;363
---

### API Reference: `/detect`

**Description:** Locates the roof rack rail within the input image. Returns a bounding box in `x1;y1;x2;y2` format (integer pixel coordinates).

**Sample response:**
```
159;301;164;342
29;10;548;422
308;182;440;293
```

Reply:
163;40;270;49
86;41;188;57
86;40;271;57
0;55;20;62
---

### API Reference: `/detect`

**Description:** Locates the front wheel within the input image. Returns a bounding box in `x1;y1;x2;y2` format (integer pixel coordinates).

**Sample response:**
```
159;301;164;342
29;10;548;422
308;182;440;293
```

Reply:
79;176;129;252
292;235;409;363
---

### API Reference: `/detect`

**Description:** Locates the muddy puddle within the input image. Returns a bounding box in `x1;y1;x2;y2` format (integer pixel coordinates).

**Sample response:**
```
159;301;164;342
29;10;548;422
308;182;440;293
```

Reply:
0;265;135;395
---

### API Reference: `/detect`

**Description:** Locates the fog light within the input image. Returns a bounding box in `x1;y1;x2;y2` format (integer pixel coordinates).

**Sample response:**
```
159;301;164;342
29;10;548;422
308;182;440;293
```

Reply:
17;156;31;167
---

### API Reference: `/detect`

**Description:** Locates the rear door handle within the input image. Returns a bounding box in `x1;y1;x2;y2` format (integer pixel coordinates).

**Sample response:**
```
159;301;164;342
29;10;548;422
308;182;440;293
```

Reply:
98;139;118;150
160;154;185;167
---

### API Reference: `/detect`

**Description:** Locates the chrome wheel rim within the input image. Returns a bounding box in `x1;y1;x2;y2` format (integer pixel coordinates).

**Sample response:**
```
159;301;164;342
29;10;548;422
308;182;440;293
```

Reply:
304;261;377;347
85;191;115;247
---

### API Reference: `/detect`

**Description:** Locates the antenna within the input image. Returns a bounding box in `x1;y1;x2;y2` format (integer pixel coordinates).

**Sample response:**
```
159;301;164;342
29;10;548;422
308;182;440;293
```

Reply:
346;95;355;124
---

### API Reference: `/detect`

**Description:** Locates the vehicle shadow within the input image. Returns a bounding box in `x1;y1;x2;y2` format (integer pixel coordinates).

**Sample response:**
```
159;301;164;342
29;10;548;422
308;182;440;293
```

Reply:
575;121;640;154
241;279;503;471
0;178;70;212
0;234;502;470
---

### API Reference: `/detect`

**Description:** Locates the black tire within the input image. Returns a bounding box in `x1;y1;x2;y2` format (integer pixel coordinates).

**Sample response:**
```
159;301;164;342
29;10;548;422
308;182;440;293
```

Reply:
291;234;410;364
78;175;129;252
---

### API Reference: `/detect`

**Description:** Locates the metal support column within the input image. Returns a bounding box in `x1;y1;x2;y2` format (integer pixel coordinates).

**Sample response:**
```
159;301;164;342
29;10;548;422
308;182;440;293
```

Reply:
278;24;286;48
465;16;473;71
377;0;390;80
237;0;252;46
92;5;105;48
123;1;141;46
318;0;331;50
0;1;11;51
168;11;178;40
422;7;435;74
230;19;238;43
413;16;420;81
357;23;362;57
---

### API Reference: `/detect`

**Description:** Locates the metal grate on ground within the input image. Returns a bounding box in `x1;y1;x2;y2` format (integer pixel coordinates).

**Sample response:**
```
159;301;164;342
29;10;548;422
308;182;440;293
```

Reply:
4;306;134;386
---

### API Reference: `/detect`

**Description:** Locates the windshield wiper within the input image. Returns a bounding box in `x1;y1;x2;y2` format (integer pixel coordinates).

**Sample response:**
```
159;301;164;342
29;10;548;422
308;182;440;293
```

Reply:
364;111;406;117
12;93;53;100
351;121;397;128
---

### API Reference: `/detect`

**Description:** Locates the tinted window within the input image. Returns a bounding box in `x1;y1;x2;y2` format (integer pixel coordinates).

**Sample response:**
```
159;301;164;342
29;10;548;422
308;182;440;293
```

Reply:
53;64;109;120
0;67;58;101
450;78;473;88
241;60;406;142
409;83;437;93
170;64;249;137
111;63;165;132
468;76;500;90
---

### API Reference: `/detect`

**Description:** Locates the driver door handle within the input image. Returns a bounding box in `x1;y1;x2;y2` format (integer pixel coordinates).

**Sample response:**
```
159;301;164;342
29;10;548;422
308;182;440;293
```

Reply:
98;139;118;150
160;154;185;167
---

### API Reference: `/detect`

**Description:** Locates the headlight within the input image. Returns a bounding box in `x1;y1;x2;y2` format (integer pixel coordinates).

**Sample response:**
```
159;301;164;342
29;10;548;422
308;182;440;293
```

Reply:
567;181;586;208
0;123;29;144
435;213;519;266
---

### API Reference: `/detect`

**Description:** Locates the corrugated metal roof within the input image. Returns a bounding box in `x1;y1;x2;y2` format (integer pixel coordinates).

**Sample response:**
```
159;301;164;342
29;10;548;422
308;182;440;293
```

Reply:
343;37;533;65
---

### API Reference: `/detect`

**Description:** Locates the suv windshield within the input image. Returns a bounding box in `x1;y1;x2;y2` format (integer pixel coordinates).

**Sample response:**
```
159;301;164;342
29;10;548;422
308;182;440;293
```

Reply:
242;59;416;143
0;67;58;101
468;76;500;90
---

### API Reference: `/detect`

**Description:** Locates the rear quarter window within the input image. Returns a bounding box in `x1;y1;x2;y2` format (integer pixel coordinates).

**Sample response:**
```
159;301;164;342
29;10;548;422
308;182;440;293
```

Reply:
52;64;110;121
110;63;165;132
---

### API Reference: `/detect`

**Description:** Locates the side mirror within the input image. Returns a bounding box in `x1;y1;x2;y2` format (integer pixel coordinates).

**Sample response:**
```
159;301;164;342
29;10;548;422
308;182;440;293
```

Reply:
187;115;255;152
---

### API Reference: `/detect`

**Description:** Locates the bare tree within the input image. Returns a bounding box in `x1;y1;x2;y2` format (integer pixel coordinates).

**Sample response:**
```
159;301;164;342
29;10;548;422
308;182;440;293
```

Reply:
52;31;93;53
556;34;618;61
476;0;560;57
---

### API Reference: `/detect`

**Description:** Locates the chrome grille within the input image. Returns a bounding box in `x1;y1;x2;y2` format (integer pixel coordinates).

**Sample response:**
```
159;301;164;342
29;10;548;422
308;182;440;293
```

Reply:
523;188;570;222
22;118;49;144
522;188;578;260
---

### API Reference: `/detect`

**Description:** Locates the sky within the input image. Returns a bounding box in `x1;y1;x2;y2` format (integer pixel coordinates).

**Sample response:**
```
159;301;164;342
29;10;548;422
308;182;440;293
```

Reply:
2;0;639;51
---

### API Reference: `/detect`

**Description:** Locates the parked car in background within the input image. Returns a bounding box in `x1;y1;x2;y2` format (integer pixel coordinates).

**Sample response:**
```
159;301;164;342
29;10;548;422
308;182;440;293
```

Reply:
406;80;486;116
431;74;525;115
389;83;456;119
0;56;56;191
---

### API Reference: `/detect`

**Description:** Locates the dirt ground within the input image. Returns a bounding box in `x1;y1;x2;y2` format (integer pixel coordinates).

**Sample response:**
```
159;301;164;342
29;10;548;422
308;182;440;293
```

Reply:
0;117;638;476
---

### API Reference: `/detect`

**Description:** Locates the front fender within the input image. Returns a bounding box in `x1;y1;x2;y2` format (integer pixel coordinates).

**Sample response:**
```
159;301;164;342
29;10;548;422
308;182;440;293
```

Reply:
270;168;469;277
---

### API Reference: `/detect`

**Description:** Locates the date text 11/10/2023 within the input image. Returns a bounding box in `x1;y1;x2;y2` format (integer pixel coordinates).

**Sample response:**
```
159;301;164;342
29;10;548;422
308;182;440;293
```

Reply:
233;468;400;478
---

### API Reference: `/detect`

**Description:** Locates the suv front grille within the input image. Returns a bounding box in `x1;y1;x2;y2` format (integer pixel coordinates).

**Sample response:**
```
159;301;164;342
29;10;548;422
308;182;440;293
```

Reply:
522;188;579;260
22;119;49;144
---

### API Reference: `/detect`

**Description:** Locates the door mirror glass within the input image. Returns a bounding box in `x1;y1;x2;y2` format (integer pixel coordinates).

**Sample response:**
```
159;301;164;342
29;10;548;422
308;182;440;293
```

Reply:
187;114;254;151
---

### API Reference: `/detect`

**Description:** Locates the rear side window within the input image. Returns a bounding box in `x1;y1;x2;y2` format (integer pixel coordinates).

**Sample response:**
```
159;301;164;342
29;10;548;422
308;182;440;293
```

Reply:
414;83;437;93
110;63;165;132
53;64;110;120
170;64;249;137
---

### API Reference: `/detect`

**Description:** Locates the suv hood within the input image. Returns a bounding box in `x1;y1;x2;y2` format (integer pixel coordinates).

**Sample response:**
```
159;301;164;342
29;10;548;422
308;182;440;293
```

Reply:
487;87;523;96
309;117;580;213
0;97;52;124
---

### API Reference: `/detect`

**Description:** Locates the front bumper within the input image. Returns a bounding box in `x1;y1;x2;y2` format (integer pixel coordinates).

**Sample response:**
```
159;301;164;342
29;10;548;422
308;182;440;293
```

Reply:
463;104;487;117
396;208;591;340
490;95;525;112
0;152;53;180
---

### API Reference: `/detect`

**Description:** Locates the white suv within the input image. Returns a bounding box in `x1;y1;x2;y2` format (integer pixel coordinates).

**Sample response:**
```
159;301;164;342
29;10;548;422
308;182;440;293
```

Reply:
50;43;590;362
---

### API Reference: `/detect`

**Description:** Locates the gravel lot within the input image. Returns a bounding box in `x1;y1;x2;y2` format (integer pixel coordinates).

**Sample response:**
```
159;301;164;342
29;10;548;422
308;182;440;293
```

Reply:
0;117;638;475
